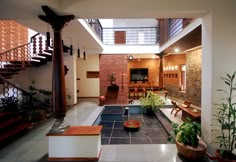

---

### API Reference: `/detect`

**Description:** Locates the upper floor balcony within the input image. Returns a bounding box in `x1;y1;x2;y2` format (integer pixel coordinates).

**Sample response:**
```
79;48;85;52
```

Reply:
86;18;193;48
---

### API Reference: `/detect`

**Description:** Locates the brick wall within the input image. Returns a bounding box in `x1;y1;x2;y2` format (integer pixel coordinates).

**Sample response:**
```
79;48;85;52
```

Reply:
128;58;160;87
99;54;128;104
164;49;202;106
0;20;28;53
163;54;185;86
186;48;202;106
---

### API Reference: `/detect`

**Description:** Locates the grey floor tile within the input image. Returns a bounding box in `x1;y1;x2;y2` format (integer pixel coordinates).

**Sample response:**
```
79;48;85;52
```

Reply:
131;137;151;144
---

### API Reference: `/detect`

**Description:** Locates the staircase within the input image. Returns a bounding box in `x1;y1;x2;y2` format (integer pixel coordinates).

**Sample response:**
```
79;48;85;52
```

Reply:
0;33;54;79
0;111;32;146
0;33;68;146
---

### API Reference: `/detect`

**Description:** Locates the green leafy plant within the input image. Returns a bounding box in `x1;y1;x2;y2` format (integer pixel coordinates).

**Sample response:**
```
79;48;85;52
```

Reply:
213;72;236;157
29;80;52;109
140;90;165;111
172;118;201;147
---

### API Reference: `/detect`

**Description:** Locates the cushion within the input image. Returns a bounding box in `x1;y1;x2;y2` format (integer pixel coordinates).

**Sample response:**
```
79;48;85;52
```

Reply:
181;104;188;108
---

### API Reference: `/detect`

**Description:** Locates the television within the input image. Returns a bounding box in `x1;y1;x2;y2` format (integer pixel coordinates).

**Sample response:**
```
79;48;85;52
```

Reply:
130;68;148;82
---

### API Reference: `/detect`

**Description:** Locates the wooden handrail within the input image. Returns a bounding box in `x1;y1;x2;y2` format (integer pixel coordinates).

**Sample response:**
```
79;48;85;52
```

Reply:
0;33;40;56
0;76;32;96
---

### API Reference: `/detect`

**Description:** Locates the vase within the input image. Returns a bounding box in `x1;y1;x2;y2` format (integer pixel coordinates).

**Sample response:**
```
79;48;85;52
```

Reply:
99;95;106;106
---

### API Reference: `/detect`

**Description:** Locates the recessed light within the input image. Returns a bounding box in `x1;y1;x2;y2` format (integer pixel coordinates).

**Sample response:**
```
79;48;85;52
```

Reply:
128;55;133;60
174;48;179;53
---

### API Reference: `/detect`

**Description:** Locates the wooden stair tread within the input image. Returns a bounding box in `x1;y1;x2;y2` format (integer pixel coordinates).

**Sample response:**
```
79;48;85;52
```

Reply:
5;64;32;68
0;111;11;118
0;72;19;74
0;123;32;142
0;116;22;129
0;68;25;70
44;49;53;53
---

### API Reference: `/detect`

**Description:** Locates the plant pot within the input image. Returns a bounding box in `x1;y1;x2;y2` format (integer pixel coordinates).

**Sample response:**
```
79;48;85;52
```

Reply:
176;139;207;160
99;95;106;106
214;149;236;162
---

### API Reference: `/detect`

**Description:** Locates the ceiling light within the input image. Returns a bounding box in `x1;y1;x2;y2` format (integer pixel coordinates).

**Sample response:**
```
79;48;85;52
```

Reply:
128;55;133;60
174;48;179;53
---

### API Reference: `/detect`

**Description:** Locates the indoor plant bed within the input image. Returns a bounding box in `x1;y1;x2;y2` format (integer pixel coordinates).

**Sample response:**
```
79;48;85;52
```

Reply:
140;90;165;115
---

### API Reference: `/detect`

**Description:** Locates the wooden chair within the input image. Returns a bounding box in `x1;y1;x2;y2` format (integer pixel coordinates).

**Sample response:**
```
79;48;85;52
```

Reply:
170;100;191;117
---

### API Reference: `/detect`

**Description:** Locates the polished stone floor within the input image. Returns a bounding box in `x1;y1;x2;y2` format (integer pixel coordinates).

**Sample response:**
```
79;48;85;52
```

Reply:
0;98;211;162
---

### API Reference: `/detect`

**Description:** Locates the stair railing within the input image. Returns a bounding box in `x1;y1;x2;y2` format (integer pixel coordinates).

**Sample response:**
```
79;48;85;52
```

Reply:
0;33;50;69
0;76;32;112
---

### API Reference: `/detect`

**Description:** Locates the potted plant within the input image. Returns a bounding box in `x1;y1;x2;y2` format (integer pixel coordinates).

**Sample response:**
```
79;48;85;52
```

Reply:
172;118;207;160
207;72;236;161
110;73;116;85
139;90;165;115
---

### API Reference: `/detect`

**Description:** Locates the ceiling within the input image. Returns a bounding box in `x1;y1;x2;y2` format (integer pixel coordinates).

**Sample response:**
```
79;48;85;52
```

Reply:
0;0;203;55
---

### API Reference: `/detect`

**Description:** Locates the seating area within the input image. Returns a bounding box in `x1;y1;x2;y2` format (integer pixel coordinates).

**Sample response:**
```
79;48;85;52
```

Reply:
128;86;159;99
170;99;201;122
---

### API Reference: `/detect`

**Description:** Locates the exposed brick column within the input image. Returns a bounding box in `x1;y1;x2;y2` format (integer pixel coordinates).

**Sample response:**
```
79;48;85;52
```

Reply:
38;5;74;134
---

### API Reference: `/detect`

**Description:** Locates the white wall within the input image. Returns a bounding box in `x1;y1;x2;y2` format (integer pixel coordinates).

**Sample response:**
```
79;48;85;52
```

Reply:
64;54;77;106
201;2;236;146
77;54;99;97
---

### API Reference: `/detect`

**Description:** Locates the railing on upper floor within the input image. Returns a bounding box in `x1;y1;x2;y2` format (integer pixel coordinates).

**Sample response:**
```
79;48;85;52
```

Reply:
86;19;103;41
168;18;193;40
102;27;158;45
86;18;194;46
86;19;158;45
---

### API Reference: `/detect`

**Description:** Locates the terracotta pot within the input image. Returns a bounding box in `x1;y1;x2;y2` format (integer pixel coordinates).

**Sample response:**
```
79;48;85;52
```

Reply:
99;95;106;106
215;149;236;162
176;139;207;160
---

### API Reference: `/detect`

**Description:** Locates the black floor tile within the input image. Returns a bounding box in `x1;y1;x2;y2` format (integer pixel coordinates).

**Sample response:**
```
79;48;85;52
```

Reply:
131;137;151;144
101;138;110;144
101;128;112;137
128;115;143;121
143;128;168;138
143;121;162;128
99;121;114;128
114;121;124;128
111;129;130;137
130;129;146;137
142;115;157;121
110;137;130;144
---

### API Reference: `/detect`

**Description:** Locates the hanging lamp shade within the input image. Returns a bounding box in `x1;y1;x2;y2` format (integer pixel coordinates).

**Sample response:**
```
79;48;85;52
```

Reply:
46;31;50;47
83;51;86;60
70;45;73;56
77;48;80;58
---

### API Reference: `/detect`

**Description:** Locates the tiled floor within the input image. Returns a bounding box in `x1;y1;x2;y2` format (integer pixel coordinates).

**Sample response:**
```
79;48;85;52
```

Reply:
97;107;170;145
0;98;211;162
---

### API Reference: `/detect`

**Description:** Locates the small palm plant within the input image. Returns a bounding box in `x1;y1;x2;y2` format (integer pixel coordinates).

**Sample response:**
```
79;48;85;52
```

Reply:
213;71;236;159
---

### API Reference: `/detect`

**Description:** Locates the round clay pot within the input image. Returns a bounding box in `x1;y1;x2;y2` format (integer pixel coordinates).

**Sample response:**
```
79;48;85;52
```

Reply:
99;95;106;106
176;139;207;160
215;149;236;162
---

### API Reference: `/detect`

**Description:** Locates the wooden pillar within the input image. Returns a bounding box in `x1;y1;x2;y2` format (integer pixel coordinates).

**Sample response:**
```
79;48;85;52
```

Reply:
38;6;74;133
158;53;164;89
